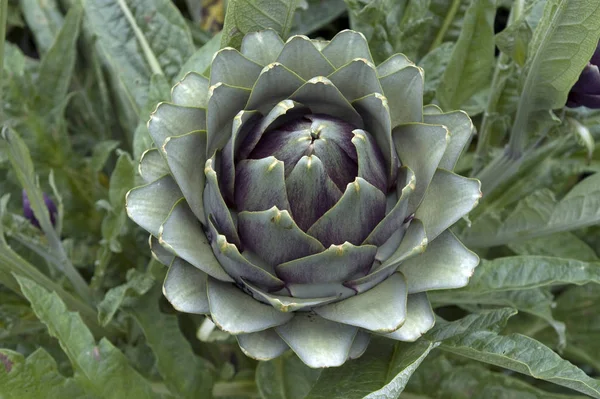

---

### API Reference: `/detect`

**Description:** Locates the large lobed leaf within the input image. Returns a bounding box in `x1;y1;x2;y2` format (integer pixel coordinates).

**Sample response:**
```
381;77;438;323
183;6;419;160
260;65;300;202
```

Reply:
82;0;195;111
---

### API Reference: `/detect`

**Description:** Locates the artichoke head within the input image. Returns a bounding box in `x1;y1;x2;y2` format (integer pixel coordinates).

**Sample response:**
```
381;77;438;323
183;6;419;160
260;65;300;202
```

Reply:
126;30;482;368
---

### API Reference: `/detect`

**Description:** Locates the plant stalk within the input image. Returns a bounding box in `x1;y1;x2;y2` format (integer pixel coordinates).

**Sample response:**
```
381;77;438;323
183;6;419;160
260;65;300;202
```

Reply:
429;0;461;52
472;0;525;175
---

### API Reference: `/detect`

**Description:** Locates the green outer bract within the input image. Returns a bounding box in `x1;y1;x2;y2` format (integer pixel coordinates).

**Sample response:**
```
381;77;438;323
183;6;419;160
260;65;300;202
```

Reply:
126;29;482;368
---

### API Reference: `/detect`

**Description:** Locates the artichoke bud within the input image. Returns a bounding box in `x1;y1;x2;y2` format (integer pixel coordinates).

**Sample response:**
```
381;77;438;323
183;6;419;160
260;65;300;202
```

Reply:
126;29;482;368
22;189;57;229
567;40;600;108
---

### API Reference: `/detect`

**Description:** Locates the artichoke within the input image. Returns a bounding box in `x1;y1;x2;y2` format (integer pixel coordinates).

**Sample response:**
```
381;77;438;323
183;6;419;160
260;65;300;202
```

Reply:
23;189;57;228
126;30;482;368
567;40;600;108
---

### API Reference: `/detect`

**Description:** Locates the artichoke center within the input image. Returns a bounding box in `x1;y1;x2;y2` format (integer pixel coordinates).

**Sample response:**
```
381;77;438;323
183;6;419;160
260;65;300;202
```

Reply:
236;113;363;231
247;114;359;191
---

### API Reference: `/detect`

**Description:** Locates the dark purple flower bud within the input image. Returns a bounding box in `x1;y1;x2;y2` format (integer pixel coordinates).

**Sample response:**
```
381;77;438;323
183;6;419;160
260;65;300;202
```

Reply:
567;41;600;108
22;189;57;228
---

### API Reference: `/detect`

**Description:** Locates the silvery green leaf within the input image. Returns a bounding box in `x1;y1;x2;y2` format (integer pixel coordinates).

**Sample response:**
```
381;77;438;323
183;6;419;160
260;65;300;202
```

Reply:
83;0;194;110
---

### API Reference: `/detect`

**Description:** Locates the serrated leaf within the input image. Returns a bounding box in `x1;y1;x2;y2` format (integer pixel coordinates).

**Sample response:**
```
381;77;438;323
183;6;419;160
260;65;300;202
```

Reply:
37;4;82;113
221;0;298;49
438;331;600;398
15;275;161;399
0;349;89;399
437;0;496;110
83;0;195;110
126;285;215;399
464;173;600;247
305;338;437;399
256;352;321;399
97;270;155;327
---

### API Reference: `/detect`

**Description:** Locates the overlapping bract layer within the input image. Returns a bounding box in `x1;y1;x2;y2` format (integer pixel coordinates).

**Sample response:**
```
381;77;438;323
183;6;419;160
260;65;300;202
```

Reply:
126;30;482;368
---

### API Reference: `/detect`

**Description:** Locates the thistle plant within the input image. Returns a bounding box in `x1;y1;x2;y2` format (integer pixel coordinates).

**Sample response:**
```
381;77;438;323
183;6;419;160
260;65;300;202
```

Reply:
125;30;481;367
3;0;600;397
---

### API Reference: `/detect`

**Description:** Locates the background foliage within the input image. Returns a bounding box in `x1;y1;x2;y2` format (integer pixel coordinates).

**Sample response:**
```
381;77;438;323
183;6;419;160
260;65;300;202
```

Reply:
1;0;600;397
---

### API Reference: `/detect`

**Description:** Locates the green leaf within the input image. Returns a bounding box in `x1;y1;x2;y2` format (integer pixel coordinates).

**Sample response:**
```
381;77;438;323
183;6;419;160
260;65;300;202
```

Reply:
345;0;432;63
438;331;600;398
37;4;82;113
133;73;172;160
464;174;600;247
97;269;155;326
495;15;533;67
508;232;598;261
0;349;89;399
508;0;600;153
108;152;135;208
418;42;453;104
221;0;299;49
19;0;64;55
126;285;215;399
405;354;587;399
15;275;161;399
436;0;496;110
430;289;567;348
176;31;223;80
305;338;437;399
426;308;517;342
90;140;120;173
459;256;600;293
0;197;105;339
290;0;347;36
83;0;195;111
1;128;92;302
256;352;321;399
545;284;600;371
